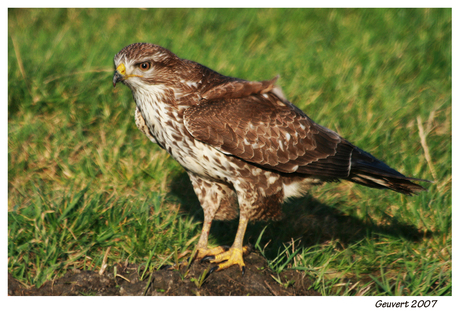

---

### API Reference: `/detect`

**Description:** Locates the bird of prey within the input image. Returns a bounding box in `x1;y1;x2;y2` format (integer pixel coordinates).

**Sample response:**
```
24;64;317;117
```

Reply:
113;43;426;275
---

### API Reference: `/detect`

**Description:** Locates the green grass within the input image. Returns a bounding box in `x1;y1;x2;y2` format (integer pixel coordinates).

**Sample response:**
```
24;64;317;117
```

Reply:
8;8;451;295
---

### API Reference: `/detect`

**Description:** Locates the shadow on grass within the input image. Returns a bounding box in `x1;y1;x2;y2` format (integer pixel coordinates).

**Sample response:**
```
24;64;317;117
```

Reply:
168;171;431;260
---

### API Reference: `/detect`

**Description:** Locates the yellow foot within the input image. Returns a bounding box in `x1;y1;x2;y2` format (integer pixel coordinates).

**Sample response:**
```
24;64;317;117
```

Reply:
195;246;229;260
161;246;230;271
202;246;251;275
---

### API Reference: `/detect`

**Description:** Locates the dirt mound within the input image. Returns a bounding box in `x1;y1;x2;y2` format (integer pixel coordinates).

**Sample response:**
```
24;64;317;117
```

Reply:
9;252;319;296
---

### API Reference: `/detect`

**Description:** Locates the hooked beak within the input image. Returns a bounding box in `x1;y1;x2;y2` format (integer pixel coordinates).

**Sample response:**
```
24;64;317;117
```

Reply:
113;70;124;87
112;63;126;87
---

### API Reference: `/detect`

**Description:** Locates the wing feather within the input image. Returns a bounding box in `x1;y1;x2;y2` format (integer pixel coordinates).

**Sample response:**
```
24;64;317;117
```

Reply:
184;92;353;178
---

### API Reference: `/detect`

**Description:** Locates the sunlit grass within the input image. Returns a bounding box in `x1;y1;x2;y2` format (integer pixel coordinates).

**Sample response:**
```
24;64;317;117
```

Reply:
8;8;451;295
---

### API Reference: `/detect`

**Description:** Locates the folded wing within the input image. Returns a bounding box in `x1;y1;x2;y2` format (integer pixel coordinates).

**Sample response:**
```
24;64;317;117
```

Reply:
184;89;427;195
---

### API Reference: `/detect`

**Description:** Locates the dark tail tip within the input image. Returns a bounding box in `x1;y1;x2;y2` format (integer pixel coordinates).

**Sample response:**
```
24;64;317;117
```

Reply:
348;146;431;195
350;173;428;195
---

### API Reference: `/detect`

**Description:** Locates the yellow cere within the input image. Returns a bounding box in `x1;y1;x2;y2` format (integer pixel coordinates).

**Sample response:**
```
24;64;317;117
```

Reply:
116;63;126;75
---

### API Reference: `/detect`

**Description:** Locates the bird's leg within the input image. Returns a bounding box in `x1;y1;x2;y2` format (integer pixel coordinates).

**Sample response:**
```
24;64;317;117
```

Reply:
162;215;227;271
185;174;238;266
192;215;228;262
202;215;249;274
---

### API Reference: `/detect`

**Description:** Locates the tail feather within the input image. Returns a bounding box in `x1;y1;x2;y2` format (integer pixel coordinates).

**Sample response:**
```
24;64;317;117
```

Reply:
348;147;429;195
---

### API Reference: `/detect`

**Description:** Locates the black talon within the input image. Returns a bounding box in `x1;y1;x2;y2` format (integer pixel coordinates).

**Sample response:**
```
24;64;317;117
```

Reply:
241;266;246;276
201;255;215;263
159;264;173;270
205;265;219;279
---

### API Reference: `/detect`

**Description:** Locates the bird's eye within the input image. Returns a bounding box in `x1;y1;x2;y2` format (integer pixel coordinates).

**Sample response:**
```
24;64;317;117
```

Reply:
138;62;151;71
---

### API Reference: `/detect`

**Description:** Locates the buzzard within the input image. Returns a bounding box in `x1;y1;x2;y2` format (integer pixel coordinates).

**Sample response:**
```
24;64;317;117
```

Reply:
113;43;426;275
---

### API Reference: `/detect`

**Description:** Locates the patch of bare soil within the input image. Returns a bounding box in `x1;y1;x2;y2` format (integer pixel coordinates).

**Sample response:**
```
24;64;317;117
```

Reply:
9;252;320;296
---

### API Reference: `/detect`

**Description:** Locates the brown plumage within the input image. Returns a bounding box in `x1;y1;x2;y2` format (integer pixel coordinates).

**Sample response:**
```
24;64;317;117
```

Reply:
113;43;428;274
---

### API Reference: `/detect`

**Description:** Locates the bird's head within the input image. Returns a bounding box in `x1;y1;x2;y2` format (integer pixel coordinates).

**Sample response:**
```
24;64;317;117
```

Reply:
113;43;181;89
